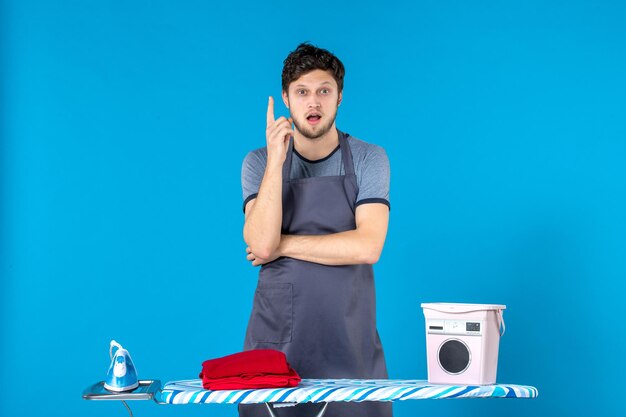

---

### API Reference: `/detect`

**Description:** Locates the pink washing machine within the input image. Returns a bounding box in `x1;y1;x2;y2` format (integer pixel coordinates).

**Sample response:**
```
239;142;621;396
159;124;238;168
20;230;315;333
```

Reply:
421;303;506;385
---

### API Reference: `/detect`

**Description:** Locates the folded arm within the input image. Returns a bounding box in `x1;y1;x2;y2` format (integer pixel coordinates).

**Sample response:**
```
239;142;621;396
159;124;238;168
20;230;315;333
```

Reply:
247;203;389;266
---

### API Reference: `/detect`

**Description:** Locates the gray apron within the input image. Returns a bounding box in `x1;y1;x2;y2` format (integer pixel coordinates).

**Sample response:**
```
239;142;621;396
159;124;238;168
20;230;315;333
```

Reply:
240;131;392;417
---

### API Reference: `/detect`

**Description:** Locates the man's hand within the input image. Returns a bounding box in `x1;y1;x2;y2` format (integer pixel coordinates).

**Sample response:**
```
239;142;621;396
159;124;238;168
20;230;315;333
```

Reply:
266;96;293;167
246;246;279;267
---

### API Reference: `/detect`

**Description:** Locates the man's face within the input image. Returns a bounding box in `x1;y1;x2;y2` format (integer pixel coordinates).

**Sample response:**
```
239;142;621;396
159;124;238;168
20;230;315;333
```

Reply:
282;69;342;140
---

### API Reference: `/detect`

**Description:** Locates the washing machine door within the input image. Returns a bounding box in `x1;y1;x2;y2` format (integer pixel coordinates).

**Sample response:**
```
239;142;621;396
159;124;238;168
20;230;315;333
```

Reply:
438;339;471;374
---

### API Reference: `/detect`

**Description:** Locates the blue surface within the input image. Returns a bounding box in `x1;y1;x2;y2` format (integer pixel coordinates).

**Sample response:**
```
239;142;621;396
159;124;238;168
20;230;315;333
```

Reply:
1;1;624;417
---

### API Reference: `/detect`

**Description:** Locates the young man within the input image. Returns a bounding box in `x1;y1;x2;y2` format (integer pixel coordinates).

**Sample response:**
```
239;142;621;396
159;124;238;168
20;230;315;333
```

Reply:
240;43;392;417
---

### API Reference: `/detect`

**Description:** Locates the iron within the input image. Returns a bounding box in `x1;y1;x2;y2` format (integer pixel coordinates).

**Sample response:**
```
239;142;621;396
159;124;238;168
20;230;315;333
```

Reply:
104;340;139;392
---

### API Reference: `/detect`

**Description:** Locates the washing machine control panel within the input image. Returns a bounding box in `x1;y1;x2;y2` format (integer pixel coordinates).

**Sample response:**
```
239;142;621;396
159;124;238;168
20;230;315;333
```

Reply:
427;319;482;336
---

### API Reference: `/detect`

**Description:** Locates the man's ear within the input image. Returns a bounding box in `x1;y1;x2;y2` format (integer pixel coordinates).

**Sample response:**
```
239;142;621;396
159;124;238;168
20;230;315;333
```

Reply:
338;90;343;107
282;90;289;109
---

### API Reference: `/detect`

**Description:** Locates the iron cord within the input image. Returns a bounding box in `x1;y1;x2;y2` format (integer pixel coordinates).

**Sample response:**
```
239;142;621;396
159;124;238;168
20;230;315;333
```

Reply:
121;400;133;417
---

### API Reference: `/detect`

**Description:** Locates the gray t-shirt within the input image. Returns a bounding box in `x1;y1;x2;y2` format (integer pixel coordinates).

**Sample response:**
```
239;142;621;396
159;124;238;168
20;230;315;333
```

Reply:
241;134;390;211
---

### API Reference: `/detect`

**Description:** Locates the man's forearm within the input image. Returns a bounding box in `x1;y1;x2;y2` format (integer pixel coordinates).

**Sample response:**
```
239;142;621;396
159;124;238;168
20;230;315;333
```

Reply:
278;229;384;266
271;203;389;266
243;162;283;259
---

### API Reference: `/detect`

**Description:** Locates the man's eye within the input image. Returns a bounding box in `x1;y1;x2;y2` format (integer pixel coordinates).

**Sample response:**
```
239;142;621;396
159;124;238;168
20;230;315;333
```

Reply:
297;90;307;95
320;89;329;94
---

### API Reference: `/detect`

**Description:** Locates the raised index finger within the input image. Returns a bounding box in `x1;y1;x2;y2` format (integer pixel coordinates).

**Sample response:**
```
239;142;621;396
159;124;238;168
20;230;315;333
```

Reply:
266;96;275;127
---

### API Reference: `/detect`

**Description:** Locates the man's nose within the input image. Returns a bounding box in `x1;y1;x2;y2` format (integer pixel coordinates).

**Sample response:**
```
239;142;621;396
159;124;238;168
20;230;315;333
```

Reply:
307;95;321;108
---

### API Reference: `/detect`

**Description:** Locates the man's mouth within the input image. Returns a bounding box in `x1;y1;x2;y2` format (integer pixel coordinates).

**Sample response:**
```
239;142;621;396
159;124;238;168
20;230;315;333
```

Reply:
306;113;322;125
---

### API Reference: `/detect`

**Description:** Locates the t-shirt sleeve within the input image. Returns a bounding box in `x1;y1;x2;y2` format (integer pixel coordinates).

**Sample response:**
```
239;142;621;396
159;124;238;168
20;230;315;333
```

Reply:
241;149;267;212
355;145;390;209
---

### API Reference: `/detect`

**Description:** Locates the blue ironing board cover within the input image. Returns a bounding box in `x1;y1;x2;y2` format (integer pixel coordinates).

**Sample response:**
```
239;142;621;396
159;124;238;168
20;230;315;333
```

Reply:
156;379;538;404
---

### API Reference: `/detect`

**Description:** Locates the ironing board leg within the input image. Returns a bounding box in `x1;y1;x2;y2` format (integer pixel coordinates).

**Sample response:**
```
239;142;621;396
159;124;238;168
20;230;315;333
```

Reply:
264;403;278;417
314;403;328;417
264;402;329;417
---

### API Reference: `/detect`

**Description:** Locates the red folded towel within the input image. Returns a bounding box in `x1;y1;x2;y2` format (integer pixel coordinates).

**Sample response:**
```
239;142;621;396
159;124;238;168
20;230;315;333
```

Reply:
199;349;301;390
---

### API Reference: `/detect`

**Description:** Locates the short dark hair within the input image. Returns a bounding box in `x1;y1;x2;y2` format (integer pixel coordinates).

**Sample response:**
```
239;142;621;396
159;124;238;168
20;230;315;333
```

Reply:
282;43;345;92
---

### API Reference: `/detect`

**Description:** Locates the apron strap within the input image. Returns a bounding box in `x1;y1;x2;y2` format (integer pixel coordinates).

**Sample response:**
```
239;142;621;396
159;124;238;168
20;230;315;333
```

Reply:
282;137;295;180
338;130;355;176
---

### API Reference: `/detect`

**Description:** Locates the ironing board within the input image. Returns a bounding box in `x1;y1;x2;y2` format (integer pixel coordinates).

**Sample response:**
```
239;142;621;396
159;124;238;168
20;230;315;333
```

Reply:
158;378;537;404
85;378;538;417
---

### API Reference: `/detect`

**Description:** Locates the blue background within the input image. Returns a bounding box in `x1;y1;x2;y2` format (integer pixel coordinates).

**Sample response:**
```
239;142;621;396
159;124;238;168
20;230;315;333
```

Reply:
1;1;625;416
